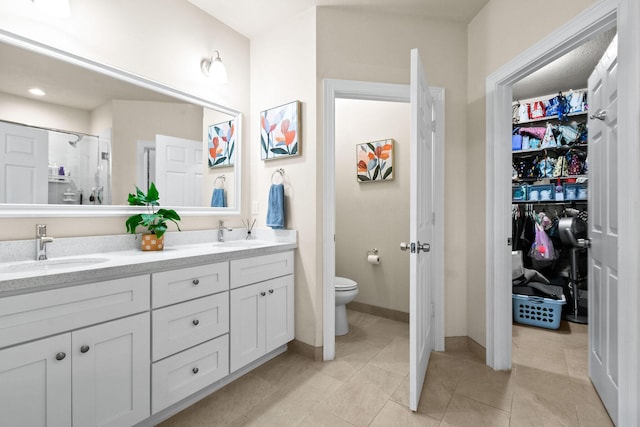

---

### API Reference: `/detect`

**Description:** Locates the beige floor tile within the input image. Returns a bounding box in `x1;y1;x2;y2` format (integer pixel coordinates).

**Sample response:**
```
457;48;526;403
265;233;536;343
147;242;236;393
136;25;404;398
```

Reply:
297;409;356;427
368;336;410;376
347;363;405;396
158;373;278;427
369;400;440;427
564;347;589;381
391;372;454;420
252;351;313;388
440;393;510;427
510;387;578;427
513;364;573;400
453;367;515;411
575;400;614;427
311;339;382;381
359;316;410;349
322;381;392;427
424;351;488;393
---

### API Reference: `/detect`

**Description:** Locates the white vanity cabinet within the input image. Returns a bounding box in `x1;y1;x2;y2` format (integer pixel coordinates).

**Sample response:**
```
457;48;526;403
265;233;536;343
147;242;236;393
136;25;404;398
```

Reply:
0;276;151;427
151;261;230;413
230;251;294;372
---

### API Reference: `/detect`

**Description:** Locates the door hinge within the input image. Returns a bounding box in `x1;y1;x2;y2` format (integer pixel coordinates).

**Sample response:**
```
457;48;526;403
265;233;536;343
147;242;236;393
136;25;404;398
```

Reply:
431;302;435;317
432;212;436;225
507;237;513;246
431;120;436;132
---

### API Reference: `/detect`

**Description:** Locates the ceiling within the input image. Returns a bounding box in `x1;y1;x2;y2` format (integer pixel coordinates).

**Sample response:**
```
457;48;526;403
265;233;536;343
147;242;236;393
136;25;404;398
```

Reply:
0;42;178;111
512;28;617;100
188;0;490;38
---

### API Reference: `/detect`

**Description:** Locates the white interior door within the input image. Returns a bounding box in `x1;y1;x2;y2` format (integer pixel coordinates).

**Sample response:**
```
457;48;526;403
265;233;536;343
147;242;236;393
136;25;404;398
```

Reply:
0;122;48;204
155;135;203;206
407;48;436;411
587;35;618;424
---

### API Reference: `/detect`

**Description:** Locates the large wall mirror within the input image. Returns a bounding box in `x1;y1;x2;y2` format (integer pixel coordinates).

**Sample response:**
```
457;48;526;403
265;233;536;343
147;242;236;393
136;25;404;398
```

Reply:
0;30;242;217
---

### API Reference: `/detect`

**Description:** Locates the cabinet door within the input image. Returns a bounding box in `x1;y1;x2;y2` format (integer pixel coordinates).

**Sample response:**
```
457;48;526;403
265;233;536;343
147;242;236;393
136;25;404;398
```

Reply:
72;312;150;427
264;275;295;352
0;334;71;427
230;283;266;372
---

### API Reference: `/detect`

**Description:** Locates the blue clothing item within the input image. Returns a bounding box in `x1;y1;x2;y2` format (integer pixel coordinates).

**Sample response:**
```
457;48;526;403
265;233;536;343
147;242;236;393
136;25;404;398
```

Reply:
266;184;285;229
211;188;227;207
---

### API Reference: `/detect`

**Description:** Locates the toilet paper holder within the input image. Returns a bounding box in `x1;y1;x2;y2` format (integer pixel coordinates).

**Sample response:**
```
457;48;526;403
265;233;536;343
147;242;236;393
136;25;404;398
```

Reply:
367;248;379;256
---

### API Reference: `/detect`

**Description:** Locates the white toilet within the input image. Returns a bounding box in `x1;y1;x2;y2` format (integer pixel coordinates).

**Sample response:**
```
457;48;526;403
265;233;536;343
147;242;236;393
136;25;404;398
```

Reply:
335;276;359;336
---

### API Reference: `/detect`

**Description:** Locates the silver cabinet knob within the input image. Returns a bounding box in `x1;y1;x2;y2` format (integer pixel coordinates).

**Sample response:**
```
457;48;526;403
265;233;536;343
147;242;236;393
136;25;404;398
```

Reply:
55;352;66;361
80;345;90;353
268;289;274;294
260;291;266;297
192;319;200;326
192;367;199;374
192;279;200;286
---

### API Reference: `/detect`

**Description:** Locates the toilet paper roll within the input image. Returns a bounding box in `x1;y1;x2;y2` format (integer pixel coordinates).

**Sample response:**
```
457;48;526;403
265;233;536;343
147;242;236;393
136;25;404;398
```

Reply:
367;254;380;264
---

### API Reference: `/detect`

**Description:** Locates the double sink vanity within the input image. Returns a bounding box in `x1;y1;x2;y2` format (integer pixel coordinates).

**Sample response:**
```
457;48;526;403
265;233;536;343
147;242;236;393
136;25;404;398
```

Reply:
0;229;296;427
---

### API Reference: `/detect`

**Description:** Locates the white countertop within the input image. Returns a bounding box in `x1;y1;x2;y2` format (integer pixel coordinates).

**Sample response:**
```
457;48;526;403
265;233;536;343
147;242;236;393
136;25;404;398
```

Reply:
0;229;296;297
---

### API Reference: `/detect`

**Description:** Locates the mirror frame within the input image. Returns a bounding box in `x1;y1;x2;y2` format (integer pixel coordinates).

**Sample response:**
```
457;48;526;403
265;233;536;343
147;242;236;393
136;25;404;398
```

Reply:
0;29;242;218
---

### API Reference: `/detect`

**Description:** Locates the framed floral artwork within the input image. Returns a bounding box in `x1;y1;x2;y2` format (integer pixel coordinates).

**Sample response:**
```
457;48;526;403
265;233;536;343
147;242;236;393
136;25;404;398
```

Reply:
357;139;394;182
208;119;235;168
260;100;301;160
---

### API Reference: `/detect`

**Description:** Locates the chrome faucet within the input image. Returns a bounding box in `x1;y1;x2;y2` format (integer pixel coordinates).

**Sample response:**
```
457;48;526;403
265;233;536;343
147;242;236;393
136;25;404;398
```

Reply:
218;220;226;242
36;224;54;260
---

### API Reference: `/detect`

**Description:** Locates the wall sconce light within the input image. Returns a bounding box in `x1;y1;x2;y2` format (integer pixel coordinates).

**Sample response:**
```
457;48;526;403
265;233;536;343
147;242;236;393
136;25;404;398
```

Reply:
200;51;228;84
31;0;71;18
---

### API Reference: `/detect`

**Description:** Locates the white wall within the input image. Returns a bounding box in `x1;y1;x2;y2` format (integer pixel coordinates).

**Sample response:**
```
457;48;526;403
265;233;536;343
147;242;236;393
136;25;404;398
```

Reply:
335;99;410;313
0;0;250;239
317;7;469;338
250;8;317;346
0;92;91;133
466;0;598;346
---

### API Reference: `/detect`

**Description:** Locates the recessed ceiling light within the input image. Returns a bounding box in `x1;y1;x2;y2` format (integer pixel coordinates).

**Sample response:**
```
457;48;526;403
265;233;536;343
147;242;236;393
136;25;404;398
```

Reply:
29;88;46;96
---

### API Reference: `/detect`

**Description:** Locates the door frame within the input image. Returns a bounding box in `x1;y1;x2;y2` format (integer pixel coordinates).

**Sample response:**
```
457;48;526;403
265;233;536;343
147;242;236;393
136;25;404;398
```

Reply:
485;0;640;424
322;79;445;360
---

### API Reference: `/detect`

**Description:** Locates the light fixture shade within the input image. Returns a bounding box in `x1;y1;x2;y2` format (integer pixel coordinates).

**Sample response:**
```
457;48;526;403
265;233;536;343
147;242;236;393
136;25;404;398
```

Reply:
201;51;228;85
210;57;228;84
32;0;71;18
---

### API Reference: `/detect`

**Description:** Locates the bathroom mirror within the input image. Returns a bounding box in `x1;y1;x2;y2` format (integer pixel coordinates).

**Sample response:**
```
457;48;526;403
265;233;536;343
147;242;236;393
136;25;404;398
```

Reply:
0;30;241;217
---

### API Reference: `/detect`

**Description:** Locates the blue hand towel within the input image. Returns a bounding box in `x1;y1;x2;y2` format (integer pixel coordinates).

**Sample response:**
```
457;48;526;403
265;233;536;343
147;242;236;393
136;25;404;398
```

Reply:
266;184;285;229
211;188;227;207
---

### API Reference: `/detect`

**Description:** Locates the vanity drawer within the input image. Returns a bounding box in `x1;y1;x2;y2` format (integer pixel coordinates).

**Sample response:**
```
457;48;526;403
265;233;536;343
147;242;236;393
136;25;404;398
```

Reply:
0;275;150;349
152;334;229;414
152;292;229;361
152;262;229;308
230;251;294;289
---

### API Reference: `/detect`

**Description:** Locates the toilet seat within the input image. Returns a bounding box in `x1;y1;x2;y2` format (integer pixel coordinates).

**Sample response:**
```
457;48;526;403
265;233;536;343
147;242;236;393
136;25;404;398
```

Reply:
335;276;357;291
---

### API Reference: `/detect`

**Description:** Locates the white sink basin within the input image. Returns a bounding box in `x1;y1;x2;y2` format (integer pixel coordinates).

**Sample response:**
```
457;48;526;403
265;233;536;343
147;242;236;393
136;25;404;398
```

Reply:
0;257;110;274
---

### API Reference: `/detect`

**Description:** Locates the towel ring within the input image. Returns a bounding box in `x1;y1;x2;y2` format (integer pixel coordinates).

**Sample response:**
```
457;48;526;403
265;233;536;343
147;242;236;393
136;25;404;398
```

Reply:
271;168;285;184
214;175;226;189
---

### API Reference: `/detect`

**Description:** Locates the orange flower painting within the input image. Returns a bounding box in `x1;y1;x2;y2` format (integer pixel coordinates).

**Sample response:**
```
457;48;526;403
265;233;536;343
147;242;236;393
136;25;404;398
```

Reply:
208;119;235;168
357;139;394;182
261;101;300;160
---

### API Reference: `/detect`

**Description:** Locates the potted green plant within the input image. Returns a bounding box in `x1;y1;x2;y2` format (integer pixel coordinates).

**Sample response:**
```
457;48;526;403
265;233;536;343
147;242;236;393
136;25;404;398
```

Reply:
125;182;181;251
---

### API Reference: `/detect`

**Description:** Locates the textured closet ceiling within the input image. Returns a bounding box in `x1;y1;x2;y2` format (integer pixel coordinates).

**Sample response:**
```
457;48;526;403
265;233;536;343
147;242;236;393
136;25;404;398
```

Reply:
512;27;617;101
188;0;490;37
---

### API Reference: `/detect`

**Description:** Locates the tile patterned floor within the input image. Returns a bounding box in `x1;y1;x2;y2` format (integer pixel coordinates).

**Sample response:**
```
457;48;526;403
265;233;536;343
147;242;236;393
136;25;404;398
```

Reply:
158;310;613;426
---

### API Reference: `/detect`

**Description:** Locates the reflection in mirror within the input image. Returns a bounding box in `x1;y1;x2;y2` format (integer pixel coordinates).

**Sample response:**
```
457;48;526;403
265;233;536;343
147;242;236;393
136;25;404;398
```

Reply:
0;31;241;215
0;120;111;205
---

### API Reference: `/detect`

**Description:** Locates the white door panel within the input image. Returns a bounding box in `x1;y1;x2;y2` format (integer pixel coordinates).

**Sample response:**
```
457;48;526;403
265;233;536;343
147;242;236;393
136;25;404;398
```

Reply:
156;134;203;206
588;34;618;424
409;48;435;411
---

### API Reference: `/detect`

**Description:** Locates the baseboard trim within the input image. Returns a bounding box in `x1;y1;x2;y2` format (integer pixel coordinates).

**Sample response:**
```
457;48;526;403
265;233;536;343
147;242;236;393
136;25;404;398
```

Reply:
347;301;409;323
289;339;323;361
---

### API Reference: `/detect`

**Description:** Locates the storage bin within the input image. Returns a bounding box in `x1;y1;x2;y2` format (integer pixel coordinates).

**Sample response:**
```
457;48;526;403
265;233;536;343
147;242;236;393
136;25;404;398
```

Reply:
527;184;554;202
512;185;527;202
512;294;566;329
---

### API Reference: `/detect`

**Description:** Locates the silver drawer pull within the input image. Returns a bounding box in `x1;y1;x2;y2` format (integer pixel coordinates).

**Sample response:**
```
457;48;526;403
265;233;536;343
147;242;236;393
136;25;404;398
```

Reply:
80;345;90;353
192;279;200;286
260;291;266;297
192;319;200;326
192;367;199;374
268;289;274;294
55;352;66;361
